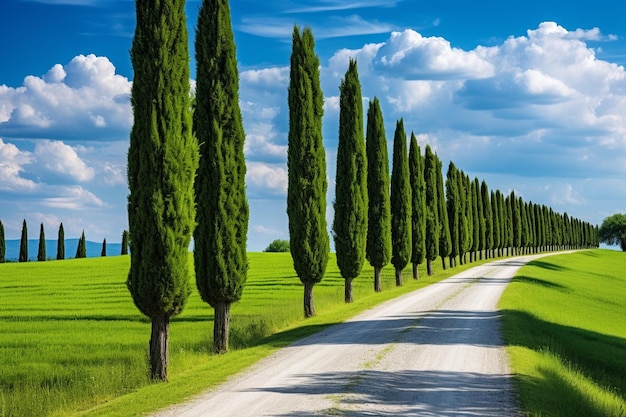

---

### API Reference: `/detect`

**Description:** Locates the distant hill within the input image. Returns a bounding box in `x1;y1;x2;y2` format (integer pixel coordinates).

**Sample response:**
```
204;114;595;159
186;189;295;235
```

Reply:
3;239;123;262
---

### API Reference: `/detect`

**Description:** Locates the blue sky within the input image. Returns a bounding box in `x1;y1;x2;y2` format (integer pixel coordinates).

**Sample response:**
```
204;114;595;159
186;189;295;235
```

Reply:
1;0;625;250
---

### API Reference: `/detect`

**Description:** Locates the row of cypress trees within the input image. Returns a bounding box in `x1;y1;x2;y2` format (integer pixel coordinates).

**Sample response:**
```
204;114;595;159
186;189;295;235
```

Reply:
0;220;104;262
287;26;599;319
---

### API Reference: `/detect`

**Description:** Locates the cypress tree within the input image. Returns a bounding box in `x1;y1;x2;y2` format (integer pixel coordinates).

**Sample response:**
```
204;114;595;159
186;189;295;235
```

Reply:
101;238;107;257
423;145;439;275
127;0;198;380
333;59;367;303
473;178;484;261
481;181;493;259
436;156;451;269
0;220;5;263
365;98;391;293
390;119;411;286
446;162;460;268
37;223;46;262
121;230;129;255
408;133;426;279
287;26;329;318
458;171;472;264
75;230;87;259
57;223;65;260
194;0;249;353
491;191;500;257
19;219;28;263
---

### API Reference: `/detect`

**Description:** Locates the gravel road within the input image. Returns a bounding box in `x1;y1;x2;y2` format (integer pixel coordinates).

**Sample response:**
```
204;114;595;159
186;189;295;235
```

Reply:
154;254;549;417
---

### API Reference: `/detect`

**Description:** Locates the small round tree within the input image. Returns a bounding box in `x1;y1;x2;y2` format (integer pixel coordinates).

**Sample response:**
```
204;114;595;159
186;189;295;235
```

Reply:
599;213;626;251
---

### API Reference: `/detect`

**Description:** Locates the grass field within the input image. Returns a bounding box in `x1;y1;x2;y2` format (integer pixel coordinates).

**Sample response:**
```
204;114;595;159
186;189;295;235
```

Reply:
0;252;481;417
500;250;626;417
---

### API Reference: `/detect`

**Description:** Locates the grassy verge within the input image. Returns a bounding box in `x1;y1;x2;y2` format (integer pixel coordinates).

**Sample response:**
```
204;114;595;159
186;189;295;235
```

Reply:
0;252;490;417
499;250;626;417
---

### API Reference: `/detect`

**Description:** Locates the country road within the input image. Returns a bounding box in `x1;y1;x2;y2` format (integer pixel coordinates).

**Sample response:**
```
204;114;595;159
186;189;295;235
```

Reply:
153;254;553;417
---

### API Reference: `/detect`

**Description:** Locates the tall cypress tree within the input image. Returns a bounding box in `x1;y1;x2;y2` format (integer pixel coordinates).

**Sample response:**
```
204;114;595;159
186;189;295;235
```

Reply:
57;223;65;260
470;178;480;262
333;59;367;303
194;0;249;353
121;230;129;255
481;181;493;259
37;223;46;262
0;220;5;263
408;133;426;279
19;219;28;263
101;238;107;257
365;98;391;293
446;162;460;268
424;145;439;275
75;230;87;259
436;156;451;269
127;0;198;380
491;191;500;257
287;26;329;318
390;119;411;286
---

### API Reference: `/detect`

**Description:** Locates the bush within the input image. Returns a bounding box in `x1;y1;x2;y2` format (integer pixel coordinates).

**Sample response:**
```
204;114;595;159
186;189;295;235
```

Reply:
263;239;290;253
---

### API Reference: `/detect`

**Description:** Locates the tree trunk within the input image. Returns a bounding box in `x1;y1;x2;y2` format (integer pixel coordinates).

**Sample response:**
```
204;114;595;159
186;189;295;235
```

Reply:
303;281;316;318
149;315;170;381
374;266;382;292
427;258;434;276
395;267;403;286
412;262;419;280
344;278;354;303
213;301;231;354
441;256;447;270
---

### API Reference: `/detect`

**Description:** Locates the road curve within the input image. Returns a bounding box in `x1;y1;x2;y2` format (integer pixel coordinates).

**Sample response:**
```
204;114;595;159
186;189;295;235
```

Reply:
153;254;550;417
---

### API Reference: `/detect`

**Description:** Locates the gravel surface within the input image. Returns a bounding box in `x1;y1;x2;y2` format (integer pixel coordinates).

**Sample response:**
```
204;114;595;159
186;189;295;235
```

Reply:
153;254;550;417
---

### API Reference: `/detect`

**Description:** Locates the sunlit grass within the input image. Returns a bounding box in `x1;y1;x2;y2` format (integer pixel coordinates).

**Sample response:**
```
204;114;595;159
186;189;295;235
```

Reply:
0;252;488;417
500;250;626;417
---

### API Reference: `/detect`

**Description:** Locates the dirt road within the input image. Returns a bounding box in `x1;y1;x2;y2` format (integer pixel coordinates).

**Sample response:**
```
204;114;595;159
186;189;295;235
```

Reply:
154;255;547;417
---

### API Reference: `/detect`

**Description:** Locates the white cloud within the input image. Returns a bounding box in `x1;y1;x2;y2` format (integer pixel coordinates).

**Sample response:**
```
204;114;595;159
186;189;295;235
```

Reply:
42;186;105;210
0;138;36;191
0;54;131;140
246;162;288;197
34;140;95;182
253;224;283;236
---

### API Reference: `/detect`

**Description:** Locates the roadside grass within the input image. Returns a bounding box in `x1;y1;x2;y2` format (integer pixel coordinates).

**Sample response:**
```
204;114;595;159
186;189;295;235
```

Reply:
0;252;488;417
499;250;626;417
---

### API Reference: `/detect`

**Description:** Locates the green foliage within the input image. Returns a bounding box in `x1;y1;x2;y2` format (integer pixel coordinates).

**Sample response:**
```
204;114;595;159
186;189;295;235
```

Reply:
194;0;249;310
423;145;439;264
75;231;86;259
101;239;107;257
0;220;5;263
333;59;368;281
287;26;329;309
481;181;493;256
263;239;290;252
598;213;626;251
445;162;461;261
409;133;426;266
390;119;411;272
57;223;65;260
121;230;129;256
365;97;391;270
37;223;46;262
127;0;198;320
19;219;27;263
436;156;451;262
501;250;626;417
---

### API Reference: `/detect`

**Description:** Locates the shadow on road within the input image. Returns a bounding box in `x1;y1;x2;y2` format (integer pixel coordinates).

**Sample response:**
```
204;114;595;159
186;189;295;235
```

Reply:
259;369;518;417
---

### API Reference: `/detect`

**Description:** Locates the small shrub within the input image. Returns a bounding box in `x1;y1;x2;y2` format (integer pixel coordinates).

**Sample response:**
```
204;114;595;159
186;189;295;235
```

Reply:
263;239;290;253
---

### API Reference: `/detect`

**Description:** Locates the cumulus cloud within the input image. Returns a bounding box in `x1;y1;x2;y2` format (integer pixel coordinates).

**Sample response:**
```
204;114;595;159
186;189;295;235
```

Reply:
34;140;95;182
246;162;288;197
0;138;36;191
0;54;131;141
42;185;105;210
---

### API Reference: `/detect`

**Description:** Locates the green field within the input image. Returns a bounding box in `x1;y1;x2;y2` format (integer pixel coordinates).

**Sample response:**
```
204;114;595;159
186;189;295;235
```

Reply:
500;250;626;417
0;252;478;417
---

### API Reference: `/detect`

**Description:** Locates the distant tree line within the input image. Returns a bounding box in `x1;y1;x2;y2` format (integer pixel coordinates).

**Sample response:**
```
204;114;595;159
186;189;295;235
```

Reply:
0;219;130;262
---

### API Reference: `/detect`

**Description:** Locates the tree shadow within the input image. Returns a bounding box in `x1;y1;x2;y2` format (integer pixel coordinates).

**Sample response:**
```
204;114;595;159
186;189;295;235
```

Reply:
256;369;519;417
511;275;569;291
501;310;626;405
527;260;570;272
